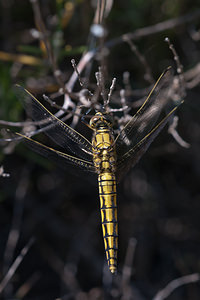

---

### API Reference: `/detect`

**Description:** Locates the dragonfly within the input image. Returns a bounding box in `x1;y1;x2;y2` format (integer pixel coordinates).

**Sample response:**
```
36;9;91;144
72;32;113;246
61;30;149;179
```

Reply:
11;67;182;274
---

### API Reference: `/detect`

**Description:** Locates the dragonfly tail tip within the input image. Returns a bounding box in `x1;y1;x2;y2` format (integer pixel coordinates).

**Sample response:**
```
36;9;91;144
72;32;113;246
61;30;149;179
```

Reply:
110;266;117;274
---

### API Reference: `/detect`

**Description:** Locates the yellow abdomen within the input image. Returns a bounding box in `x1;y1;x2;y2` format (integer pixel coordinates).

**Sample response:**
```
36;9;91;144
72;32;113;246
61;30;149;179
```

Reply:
98;172;118;274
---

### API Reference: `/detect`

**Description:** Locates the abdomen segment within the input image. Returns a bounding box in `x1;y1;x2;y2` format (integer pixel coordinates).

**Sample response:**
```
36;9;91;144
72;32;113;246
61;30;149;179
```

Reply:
98;172;118;273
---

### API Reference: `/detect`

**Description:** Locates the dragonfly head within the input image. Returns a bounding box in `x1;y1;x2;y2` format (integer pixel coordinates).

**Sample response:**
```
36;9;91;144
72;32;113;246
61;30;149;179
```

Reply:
90;112;113;129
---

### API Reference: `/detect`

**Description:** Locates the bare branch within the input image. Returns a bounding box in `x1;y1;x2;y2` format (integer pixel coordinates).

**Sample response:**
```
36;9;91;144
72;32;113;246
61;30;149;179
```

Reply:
117;89;129;115
124;37;154;84
109;106;129;113
153;273;200;300
55;51;95;120
29;0;68;93
0;112;80;143
30;0;55;66
122;238;137;288
107;77;116;105
15;272;41;299
106;9;200;48
184;63;200;89
165;37;186;98
188;26;200;41
0;119;36;127
95;67;107;105
71;59;85;87
123;71;132;95
3;167;30;284
39;242;80;292
168;116;190;148
0;238;35;294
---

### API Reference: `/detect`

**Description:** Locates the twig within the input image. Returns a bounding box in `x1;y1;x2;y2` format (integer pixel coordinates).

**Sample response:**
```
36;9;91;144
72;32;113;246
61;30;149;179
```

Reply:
92;0;113;34
107;77;116;105
152;273;200;300
83;0;108;85
123;71;132;95
70;58;93;107
57;51;94;119
0;112;78;143
29;0;68;94
30;0;55;66
77;89;93;107
109;89;129;115
3;167;30;282
39;242;80;292
120;89;129;116
184;63;200;89
0;166;10;178
106;9;200;48
0;238;35;294
15;272;41;299
121;238;137;300
109;106;129;113
0;119;38;127
188;26;200;41
124;37;154;84
165;37;186;98
95;67;107;105
70;106;82;129
94;0;106;25
71;59;85;87
0;112;75;128
0;93;86;132
168;116;190;148
42;94;75;112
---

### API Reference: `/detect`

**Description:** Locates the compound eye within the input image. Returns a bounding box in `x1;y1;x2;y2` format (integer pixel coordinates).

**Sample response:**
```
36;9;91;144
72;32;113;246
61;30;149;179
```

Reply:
90;116;99;127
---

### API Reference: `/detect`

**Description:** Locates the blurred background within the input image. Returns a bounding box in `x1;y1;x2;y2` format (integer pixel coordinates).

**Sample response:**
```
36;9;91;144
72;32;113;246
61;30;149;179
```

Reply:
0;0;200;299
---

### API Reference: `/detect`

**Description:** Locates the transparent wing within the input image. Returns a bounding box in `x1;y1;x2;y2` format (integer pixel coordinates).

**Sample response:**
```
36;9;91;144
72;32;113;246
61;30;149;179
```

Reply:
14;85;93;160
116;104;182;182
13;132;96;174
115;67;173;157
